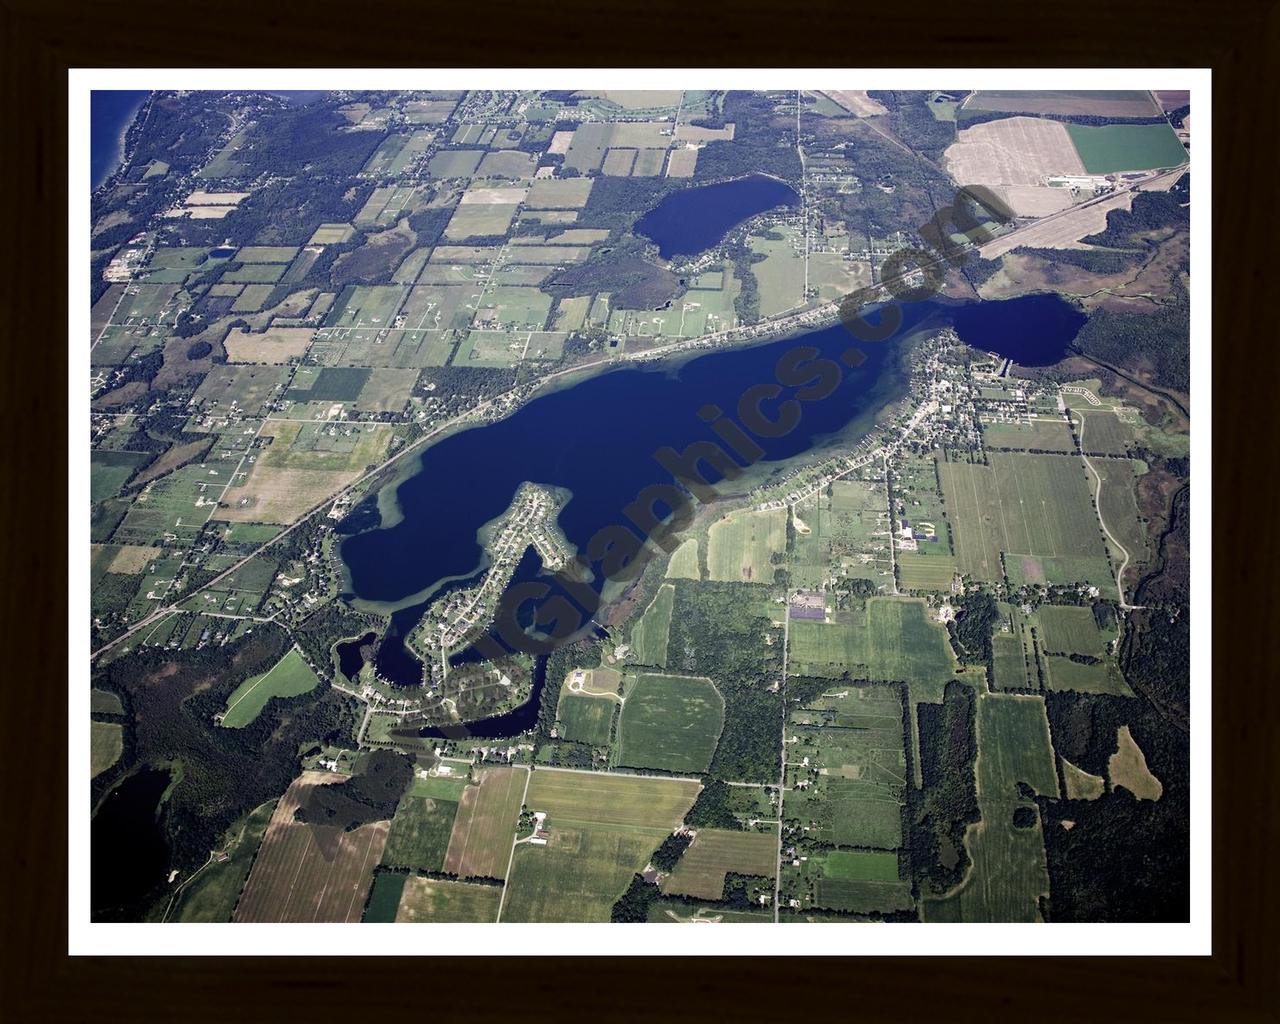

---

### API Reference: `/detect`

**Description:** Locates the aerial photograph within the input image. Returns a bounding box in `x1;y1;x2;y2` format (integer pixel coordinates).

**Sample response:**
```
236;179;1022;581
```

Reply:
84;82;1195;932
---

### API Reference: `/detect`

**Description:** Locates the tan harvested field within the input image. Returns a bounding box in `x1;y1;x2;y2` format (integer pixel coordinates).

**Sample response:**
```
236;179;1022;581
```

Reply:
962;91;1161;118
441;765;527;879
91;722;123;778
675;124;735;143
1061;758;1105;800
220;467;346;525
219;420;392;525
309;223;355;245
525;769;700;829
224;326;316;364
661;829;778;900
632;149;666;176
819;90;888;117
665;148;698;177
1155;90;1190;111
1108;725;1163;800
602;148;637;176
945;116;1085;187
525;178;593;209
665;538;701;579
539;228;609;246
107;544;161;574
460;186;530;205
996;185;1075;217
979;191;1134;258
351;368;420;413
706;506;787;583
547;130;575;154
185;207;235;219
446;203;520;240
233;771;389;923
185;190;250;206
91;284;125;337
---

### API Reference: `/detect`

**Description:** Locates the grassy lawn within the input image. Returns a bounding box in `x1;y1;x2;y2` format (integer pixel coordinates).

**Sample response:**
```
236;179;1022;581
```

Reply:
220;649;321;728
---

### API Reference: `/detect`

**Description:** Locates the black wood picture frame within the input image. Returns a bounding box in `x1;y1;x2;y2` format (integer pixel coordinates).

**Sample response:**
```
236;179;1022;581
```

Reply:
3;1;1272;1018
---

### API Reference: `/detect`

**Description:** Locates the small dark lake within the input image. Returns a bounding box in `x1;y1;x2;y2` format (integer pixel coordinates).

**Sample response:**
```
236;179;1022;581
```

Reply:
336;631;376;681
948;292;1086;367
91;766;172;921
342;291;1086;738
636;174;801;260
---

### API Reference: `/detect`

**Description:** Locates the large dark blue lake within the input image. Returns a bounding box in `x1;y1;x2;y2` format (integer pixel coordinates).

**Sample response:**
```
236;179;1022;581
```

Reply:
636;174;801;259
342;292;1083;625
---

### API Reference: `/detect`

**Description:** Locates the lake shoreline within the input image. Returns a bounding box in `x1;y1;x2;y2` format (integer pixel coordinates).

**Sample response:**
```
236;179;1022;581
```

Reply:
92;91;151;195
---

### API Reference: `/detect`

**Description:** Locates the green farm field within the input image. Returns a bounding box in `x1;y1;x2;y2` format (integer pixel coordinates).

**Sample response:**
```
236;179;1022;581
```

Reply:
91;689;125;715
615;674;724;774
782;847;912;915
556;693;615;746
91;721;123;777
361;872;407;922
1066;123;1189;174
397;877;501;922
897;552;957;591
788;597;957;703
1036;605;1110;657
1095;458;1151;571
980;417;1076;452
923;694;1058;922
706;507;787;584
502;824;658;922
503;770;700;922
219;649;320;728
661;829;777;901
823;849;900;881
524;769;700;830
630;583;674;666
665;538;701;580
168;799;277;922
91;450;152;504
939;453;1113;591
441;766;527;880
783;685;906;852
381;795;459;873
1042;654;1133;696
991;604;1036;691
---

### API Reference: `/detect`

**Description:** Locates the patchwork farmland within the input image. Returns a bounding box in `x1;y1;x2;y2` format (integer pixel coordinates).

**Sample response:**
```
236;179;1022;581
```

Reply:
233;772;389;923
